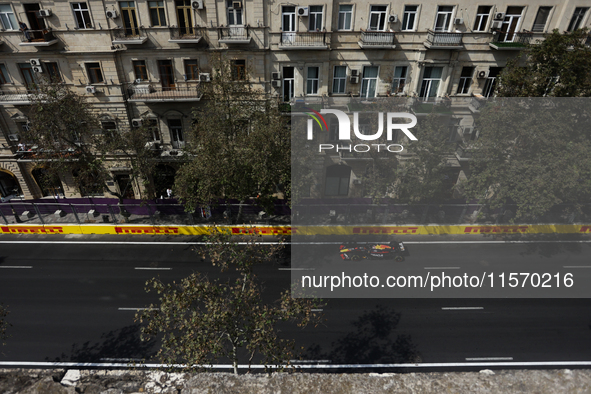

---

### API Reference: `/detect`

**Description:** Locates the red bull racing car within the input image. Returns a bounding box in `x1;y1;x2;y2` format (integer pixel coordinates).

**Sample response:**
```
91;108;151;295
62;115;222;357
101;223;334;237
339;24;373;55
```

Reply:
340;242;407;262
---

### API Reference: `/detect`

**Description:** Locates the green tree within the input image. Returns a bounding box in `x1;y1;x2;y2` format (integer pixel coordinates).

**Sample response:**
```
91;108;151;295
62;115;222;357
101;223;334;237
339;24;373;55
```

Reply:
497;29;591;97
136;229;322;374
174;55;290;222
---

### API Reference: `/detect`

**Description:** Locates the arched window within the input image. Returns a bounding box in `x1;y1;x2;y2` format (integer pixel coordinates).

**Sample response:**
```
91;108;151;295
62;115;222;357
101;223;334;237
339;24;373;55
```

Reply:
325;164;351;196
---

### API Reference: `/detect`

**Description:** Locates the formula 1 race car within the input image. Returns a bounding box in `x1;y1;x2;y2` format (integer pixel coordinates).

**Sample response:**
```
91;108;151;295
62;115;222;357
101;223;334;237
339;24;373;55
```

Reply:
339;242;407;262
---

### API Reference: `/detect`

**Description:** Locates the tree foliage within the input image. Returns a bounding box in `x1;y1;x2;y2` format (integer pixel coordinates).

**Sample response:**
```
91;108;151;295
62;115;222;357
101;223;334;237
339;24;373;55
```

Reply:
0;304;9;346
497;29;591;97
174;55;290;220
136;229;322;374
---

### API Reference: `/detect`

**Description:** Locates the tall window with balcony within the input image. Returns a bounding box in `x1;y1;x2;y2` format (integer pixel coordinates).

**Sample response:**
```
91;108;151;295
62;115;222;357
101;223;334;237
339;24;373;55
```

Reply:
419;67;442;100
120;1;139;36
332;66;347;94
282;66;294;102
282;6;296;44
434;6;454;32
309;6;323;31
232;59;246;80
498;7;524;42
402;5;418;31
86;63;104;84
168;119;184;149
149;1;166;26
176;0;194;36
158;60;175;90
368;5;387;31
391;66;407;94
23;4;46;40
338;5;353;30
0;64;11;84
133;60;148;81
456;67;474;94
226;1;245;38
531;7;551;32
0;4;17;30
72;3;92;29
18;63;36;92
184;59;199;80
360;66;379;98
45;62;61;83
306;67;319;95
567;7;589;32
148;119;160;141
473;6;491;31
483;67;502;98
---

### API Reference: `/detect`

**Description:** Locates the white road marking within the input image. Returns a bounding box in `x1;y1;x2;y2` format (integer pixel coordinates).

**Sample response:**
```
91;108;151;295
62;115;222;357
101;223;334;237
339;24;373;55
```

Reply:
134;267;172;270
424;267;460;270
99;358;143;362
466;357;513;361
2;360;591;369
442;307;484;310
118;307;159;311
0;266;32;269
311;309;323;312
290;360;332;363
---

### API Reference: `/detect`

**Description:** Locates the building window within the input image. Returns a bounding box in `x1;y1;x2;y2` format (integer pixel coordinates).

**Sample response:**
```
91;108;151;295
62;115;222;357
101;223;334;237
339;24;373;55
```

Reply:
149;1;166;26
147;119;160;141
232;59;246;80
227;0;243;25
184;59;199;80
567;7;589;32
0;4;17;30
434;6;454;32
309;5;323;31
332;66;347;94
0;64;11;84
368;5;387;31
120;1;139;36
325;165;351;196
45;62;61;82
282;66;294;102
473;6;491;31
338;5;353;30
391;66;407;94
168;119;184;149
306;67;319;95
402;5;418;31
176;0;194;36
483;67;502;98
361;66;379;98
101;121;118;139
133;60;148;81
531;6;552;32
72;2;92;29
18;63;36;91
86;63;104;84
456;67;474;94
498;6;524;42
419;66;443;100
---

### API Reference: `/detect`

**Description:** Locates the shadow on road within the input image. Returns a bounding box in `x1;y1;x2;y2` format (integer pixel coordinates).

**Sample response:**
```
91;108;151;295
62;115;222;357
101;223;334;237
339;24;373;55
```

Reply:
47;324;156;363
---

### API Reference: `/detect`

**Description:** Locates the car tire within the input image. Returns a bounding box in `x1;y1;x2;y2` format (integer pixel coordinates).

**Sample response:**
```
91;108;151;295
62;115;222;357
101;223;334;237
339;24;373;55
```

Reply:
351;255;361;261
395;256;404;262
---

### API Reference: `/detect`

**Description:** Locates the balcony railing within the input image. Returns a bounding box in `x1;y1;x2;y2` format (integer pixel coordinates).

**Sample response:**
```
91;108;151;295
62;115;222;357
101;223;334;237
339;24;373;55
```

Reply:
112;27;147;44
19;29;58;46
490;31;533;49
169;27;202;43
126;83;202;102
424;30;463;48
279;31;328;49
0;86;38;104
218;26;251;43
358;30;396;48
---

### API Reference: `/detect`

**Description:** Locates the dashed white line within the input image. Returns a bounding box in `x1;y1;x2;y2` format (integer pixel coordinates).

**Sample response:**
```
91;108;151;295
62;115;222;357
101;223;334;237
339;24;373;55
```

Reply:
442;307;484;310
0;266;32;269
424;267;460;270
466;357;513;361
118;307;159;311
311;309;323;312
134;267;172;270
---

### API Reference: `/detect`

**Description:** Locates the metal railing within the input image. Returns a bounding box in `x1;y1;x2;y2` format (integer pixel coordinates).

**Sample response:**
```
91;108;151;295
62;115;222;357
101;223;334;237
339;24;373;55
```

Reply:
0;86;35;102
169;27;202;41
425;30;463;47
21;29;55;43
112;26;145;39
360;30;396;46
280;31;327;47
492;31;533;46
126;83;202;101
218;26;250;41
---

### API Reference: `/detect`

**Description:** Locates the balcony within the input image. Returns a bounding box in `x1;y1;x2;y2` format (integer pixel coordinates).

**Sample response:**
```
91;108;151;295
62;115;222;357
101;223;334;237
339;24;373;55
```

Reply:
168;27;202;43
218;26;251;44
0;87;36;105
358;30;396;49
19;29;58;47
126;84;202;103
489;31;533;50
278;31;328;50
424;30;463;49
112;27;148;45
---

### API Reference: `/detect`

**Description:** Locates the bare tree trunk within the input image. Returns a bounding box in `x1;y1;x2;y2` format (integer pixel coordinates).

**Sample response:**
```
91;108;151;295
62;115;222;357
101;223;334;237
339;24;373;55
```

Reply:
236;199;245;224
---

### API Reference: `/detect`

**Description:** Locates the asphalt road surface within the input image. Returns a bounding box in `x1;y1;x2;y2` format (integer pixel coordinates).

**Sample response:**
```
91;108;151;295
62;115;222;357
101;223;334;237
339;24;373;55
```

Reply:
1;237;591;370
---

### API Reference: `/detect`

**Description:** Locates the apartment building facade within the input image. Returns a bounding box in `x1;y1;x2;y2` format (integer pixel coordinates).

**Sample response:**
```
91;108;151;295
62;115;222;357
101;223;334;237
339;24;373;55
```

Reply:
0;0;588;200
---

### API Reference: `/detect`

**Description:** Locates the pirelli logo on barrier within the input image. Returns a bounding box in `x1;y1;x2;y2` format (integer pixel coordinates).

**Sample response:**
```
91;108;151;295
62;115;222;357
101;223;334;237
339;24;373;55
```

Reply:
114;226;179;235
580;226;591;233
463;226;529;234
1;226;64;234
353;226;419;234
231;227;292;235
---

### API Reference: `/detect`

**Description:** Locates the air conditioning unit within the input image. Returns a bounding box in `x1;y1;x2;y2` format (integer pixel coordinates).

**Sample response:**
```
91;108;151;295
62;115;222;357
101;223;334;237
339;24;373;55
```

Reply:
199;73;211;82
272;72;281;80
271;80;281;88
106;10;118;19
350;76;359;84
232;1;242;8
38;9;52;17
32;66;43;73
86;86;96;94
134;78;142;84
351;69;360;77
30;59;41;66
388;15;398;23
192;0;204;10
494;12;505;20
490;20;502;30
8;134;19;142
131;119;143;127
477;70;489;79
297;7;308;16
454;18;464;25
